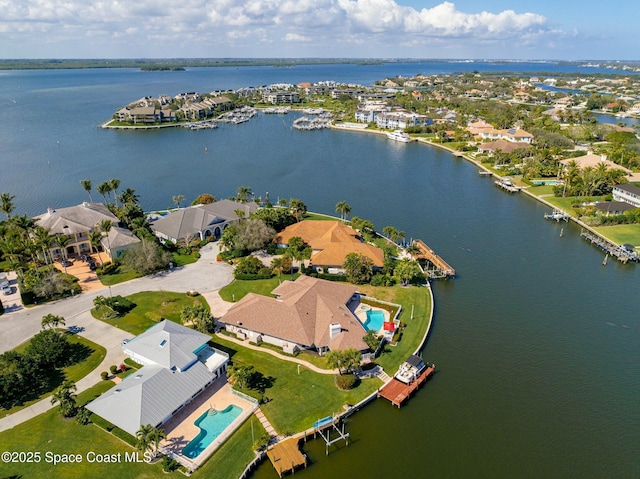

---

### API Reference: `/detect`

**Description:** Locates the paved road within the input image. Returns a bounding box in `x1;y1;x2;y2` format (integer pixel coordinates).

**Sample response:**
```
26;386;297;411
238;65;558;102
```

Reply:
0;242;234;432
0;242;233;354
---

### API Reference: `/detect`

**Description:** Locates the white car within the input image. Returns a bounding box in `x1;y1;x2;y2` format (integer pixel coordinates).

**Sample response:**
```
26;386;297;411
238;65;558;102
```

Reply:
1;281;11;295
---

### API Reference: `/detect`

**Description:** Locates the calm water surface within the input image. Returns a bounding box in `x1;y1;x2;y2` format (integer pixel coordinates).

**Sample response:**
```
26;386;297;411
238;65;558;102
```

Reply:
0;64;639;478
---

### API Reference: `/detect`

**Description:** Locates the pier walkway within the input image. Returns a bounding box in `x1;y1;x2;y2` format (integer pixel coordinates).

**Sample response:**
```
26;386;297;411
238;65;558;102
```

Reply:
378;366;435;408
413;239;455;278
580;229;639;263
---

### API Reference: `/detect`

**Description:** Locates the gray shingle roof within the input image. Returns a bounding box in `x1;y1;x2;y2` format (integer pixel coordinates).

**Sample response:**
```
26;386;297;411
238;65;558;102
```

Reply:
150;199;258;241
34;202;117;235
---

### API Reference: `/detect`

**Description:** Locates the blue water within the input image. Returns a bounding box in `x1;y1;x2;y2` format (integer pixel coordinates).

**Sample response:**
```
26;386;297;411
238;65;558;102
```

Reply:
182;405;243;459
1;64;640;478
363;310;386;332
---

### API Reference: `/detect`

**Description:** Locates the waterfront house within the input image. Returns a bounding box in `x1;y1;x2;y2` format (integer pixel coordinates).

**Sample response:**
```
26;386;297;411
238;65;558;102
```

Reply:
86;320;228;436
594;201;636;215
478;127;533;144
612;184;640;208
101;226;141;260
558;152;634;177
274;220;384;273
150;199;259;245
34;202;120;260
375;110;431;130
220;276;368;355
478;139;531;155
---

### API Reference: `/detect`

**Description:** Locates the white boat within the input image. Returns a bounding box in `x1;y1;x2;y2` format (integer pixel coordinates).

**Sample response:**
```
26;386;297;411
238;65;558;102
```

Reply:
386;130;411;142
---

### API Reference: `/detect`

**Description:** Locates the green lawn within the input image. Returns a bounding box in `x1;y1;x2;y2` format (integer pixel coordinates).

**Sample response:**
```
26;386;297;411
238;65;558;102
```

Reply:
97;265;142;286
594;224;640;247
219;275;300;303
94;291;210;335
356;284;433;373
302;212;339;221
527;184;556;196
171;251;199;267
0;382;177;479
2;333;106;416
193;417;267;479
212;336;380;434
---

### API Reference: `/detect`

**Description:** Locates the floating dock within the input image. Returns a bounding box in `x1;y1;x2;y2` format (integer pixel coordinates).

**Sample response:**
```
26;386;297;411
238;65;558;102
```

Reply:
413;239;455;278
267;438;307;477
378;365;435;408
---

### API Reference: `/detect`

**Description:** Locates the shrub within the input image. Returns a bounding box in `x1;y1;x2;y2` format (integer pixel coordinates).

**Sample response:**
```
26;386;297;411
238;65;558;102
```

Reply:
110;365;118;374
335;373;357;390
75;406;91;425
162;455;180;472
186;290;200;297
101;371;109;380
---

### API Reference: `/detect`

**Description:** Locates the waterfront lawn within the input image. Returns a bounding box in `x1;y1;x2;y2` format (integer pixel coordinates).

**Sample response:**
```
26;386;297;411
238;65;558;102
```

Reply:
356;284;433;373
0;381;176;479
212;336;380;434
528;184;556;196
2;333;106;416
219;275;300;303
193;418;267;479
94;291;210;335
594;224;640;247
302;212;339;221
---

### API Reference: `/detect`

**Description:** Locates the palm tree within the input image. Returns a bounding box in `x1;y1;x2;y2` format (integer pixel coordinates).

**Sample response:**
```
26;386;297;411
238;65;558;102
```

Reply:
0;193;15;219
335;201;351;221
236;186;252;203
98;220;113;260
51;380;77;417
80;179;93;202
149;427;167;458
109;178;121;207
41;313;65;330
97;181;112;203
172;194;185;209
136;424;154;454
119;187;139;205
89;230;104;266
270;255;292;282
55;235;71;272
289;198;307;222
33;226;53;265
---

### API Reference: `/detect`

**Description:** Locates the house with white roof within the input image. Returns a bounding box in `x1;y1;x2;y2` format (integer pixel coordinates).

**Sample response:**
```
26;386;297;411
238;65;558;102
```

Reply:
87;320;228;436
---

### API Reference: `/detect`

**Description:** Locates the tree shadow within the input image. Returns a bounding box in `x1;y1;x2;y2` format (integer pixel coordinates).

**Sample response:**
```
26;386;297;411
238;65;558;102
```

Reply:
248;372;275;394
64;341;93;367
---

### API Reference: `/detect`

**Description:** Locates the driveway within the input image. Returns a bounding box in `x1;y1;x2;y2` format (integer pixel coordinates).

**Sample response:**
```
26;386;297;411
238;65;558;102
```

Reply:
0;242;233;353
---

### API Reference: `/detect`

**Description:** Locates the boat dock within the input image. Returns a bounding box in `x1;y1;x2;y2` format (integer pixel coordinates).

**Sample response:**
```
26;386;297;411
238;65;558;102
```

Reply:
378;365;435;408
413;239;455;278
479;170;493;177
580;229;639;263
494;178;520;193
544;209;569;222
267;437;307;477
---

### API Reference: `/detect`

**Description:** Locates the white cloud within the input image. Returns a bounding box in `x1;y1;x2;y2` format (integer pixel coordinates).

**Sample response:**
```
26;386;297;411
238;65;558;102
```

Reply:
0;0;571;58
284;33;312;42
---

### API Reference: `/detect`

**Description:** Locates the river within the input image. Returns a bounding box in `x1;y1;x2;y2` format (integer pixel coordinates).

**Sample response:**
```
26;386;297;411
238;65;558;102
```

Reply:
0;63;639;478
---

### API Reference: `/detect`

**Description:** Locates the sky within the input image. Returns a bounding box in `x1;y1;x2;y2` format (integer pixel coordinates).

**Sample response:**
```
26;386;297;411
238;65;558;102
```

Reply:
1;0;637;60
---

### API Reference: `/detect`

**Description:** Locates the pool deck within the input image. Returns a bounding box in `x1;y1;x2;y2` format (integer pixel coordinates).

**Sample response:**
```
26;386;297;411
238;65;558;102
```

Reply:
159;377;258;469
351;303;389;332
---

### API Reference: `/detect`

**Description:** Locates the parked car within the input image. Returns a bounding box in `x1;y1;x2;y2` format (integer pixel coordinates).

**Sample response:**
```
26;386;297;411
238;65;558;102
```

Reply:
59;259;73;267
1;281;11;295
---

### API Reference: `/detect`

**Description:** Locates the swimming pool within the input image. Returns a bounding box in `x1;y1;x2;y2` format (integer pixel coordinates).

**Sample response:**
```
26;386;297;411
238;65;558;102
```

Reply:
363;309;386;332
182;404;243;459
532;179;559;186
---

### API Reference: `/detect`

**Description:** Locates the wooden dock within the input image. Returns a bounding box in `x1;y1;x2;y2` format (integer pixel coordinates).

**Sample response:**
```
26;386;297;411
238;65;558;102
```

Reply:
580;229;639;263
494;178;520;193
413;239;455;278
378;366;435;408
267;438;307;477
